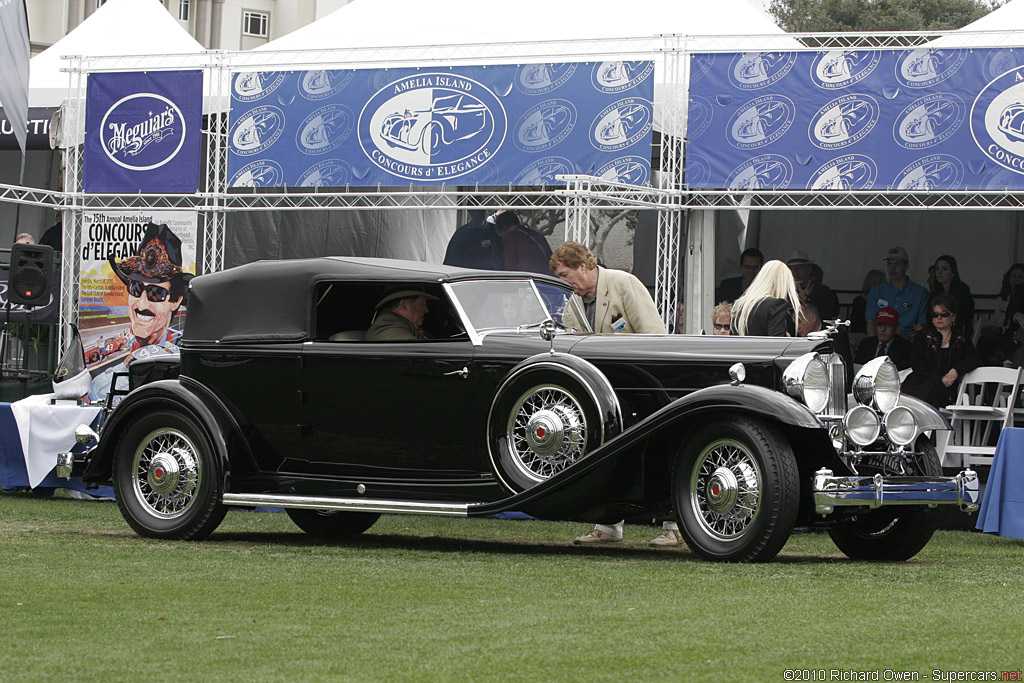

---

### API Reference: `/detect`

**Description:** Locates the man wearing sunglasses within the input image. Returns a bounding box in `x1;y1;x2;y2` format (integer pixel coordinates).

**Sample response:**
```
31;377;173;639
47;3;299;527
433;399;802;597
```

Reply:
89;223;194;402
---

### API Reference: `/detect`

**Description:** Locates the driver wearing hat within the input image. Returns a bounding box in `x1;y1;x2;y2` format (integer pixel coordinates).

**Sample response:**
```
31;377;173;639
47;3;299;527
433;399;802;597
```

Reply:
365;289;439;341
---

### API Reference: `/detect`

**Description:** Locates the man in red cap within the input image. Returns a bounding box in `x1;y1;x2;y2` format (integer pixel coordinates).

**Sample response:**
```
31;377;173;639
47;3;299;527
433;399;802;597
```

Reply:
855;306;912;370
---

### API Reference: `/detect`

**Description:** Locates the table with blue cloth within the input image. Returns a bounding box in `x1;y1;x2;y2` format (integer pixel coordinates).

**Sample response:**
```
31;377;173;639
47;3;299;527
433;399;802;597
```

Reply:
0;395;112;498
976;427;1024;540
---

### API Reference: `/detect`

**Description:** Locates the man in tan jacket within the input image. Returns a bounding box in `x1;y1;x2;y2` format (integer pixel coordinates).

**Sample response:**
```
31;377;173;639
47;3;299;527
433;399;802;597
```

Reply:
550;241;665;335
549;242;681;547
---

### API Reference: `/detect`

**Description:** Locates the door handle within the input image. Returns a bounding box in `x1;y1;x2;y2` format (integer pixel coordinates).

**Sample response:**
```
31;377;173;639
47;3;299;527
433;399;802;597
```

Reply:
444;366;469;379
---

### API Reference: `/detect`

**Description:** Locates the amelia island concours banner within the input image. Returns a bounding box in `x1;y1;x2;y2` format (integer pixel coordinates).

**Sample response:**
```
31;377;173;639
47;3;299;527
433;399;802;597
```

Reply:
227;61;655;188
78;210;197;400
83;70;203;193
686;47;1024;191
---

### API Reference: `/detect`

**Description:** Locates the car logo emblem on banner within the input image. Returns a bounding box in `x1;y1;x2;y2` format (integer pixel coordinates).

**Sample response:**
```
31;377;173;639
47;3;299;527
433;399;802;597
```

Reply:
99;93;187;171
299;70;355;100
230;105;285;155
810;154;878;190
811;50;881;89
726;154;793;190
297;104;355;155
230;159;284;188
689;53;715;85
596;156;650;185
514;156;574;185
515;63;576;95
893;154;964;190
590;98;652;152
591;61;654;94
970;68;1024;176
894;93;965;150
727;95;795;149
233;71;287;102
896;49;967;88
684;153;712;188
359;73;506;181
687;95;714;141
514;99;577;152
297;159;352;187
809;94;879;149
729;52;797;90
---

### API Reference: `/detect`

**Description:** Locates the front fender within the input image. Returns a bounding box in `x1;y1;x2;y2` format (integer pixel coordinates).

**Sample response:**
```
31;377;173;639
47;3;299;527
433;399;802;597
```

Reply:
82;377;250;484
897;392;951;433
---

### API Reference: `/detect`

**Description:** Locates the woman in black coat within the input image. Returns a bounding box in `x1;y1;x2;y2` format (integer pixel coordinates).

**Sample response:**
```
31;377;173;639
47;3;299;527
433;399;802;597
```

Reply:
902;294;980;409
930;254;975;340
731;260;801;337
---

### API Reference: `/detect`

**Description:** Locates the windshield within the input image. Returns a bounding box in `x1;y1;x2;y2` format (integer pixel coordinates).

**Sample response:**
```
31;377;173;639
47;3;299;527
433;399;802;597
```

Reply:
448;280;590;333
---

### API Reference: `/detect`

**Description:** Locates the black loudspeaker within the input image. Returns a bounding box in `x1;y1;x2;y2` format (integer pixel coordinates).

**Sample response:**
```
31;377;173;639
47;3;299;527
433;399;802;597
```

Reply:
8;243;54;307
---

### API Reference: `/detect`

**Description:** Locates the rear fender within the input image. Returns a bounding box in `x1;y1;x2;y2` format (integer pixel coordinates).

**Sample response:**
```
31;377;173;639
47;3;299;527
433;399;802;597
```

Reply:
82;377;251;485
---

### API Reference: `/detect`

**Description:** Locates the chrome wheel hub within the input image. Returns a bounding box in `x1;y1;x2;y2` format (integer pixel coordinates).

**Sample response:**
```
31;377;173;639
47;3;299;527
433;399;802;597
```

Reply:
690;439;762;540
132;428;201;519
507;385;587;482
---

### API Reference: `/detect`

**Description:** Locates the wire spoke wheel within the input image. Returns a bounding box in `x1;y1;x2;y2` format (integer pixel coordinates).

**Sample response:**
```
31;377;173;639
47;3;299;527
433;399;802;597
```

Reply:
131;428;201;519
506;385;588;481
689;438;762;541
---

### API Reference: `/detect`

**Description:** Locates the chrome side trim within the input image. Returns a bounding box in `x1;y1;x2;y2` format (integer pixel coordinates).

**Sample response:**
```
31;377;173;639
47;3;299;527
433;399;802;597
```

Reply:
221;492;474;516
812;468;980;515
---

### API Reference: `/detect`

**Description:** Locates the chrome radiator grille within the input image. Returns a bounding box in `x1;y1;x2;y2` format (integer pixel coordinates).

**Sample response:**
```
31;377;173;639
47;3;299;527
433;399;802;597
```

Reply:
824;352;847;419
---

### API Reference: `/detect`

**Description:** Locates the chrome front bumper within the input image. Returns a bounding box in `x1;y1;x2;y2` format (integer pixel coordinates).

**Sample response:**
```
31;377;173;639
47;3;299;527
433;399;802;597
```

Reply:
812;468;980;515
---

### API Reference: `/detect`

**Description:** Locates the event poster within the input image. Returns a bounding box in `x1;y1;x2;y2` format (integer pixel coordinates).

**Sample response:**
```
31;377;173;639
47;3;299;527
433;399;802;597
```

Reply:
686;47;1024;191
78;210;197;401
227;61;655;188
83;70;203;193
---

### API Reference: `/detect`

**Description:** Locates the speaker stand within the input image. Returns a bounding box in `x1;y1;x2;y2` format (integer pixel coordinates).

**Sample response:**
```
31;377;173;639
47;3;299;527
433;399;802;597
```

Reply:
0;300;10;381
18;305;33;399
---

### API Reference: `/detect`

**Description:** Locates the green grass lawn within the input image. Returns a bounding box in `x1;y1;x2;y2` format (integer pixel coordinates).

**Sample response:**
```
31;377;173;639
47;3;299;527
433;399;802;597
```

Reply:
2;492;1022;682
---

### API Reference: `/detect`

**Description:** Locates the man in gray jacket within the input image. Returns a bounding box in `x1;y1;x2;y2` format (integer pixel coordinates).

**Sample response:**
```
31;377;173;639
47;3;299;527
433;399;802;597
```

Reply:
365;289;439;341
549;242;681;547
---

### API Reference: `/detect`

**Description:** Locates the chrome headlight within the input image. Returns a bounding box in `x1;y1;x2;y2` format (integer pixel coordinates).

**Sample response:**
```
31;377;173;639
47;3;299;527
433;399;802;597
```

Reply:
883;406;917;447
844;405;881;447
782;353;830;413
852;356;900;413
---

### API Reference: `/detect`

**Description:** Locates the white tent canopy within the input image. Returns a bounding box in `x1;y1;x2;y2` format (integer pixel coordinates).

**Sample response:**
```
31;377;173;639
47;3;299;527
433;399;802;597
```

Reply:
10;0;205;109
255;0;788;53
930;0;1024;46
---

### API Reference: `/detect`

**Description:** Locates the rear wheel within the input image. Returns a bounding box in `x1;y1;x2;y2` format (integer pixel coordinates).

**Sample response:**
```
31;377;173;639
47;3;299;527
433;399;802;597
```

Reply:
828;437;941;561
113;409;226;540
286;509;380;539
673;415;799;562
421;122;443;155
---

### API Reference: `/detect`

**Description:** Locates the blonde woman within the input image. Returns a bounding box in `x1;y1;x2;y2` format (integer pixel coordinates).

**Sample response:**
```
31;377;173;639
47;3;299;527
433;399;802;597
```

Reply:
731;259;802;337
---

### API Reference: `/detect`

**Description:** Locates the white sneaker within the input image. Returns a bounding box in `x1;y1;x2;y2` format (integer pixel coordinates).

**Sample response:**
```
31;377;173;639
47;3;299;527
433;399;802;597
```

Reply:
649;527;683;547
573;529;623;544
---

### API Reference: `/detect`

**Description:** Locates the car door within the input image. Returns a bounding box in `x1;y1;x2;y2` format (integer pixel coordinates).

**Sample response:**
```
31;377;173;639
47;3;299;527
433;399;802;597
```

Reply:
299;337;494;486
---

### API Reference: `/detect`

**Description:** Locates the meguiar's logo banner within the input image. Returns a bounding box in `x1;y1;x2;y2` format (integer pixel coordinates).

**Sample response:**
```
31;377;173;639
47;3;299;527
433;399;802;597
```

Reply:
84;70;203;193
227;62;654;188
686;48;1024;191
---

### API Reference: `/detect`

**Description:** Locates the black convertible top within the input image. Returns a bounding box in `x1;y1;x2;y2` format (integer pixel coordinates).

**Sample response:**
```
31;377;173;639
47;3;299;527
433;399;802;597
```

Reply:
183;257;563;344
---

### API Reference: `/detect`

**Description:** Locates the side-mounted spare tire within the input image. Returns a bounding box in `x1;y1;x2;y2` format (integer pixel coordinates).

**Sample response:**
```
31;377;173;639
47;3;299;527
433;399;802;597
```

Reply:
113;408;227;540
487;356;622;493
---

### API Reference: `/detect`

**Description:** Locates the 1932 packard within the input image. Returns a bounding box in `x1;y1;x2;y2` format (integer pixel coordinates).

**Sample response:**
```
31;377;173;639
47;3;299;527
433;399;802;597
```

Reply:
60;257;979;562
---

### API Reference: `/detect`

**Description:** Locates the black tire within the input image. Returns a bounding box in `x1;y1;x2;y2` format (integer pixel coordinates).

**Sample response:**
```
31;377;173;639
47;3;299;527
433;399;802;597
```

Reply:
488;364;616;492
286;509;380;539
112;409;227;540
673;414;799;563
828;436;941;561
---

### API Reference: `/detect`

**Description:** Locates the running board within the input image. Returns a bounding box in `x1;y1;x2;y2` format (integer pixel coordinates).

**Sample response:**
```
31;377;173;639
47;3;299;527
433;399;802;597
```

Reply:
221;492;474;516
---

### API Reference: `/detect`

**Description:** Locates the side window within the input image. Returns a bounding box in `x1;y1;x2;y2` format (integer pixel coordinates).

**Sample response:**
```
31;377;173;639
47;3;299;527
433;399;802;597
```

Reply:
312;282;463;342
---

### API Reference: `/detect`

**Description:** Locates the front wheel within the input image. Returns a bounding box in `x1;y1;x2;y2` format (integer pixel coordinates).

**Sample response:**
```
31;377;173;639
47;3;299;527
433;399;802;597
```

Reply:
113;409;226;540
673;415;799;562
828;437;941;561
286;509;380;539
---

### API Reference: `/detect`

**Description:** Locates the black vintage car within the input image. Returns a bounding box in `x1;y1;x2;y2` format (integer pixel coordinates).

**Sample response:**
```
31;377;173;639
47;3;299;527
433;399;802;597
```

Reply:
60;257;979;562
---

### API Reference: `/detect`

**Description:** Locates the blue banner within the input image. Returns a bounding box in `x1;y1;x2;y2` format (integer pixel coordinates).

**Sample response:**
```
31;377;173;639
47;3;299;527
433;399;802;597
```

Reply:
84;70;203;194
686;48;1024;191
227;61;655;188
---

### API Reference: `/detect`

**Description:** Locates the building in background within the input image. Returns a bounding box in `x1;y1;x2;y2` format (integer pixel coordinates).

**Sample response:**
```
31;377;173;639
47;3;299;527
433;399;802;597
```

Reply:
26;0;354;55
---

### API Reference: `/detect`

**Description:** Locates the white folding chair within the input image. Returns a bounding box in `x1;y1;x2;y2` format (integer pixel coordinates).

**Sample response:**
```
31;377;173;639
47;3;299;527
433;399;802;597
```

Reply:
941;367;1023;468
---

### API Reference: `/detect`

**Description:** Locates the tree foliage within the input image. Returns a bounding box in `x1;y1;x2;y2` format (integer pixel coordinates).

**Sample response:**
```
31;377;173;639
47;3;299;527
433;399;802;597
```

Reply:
769;0;1003;33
